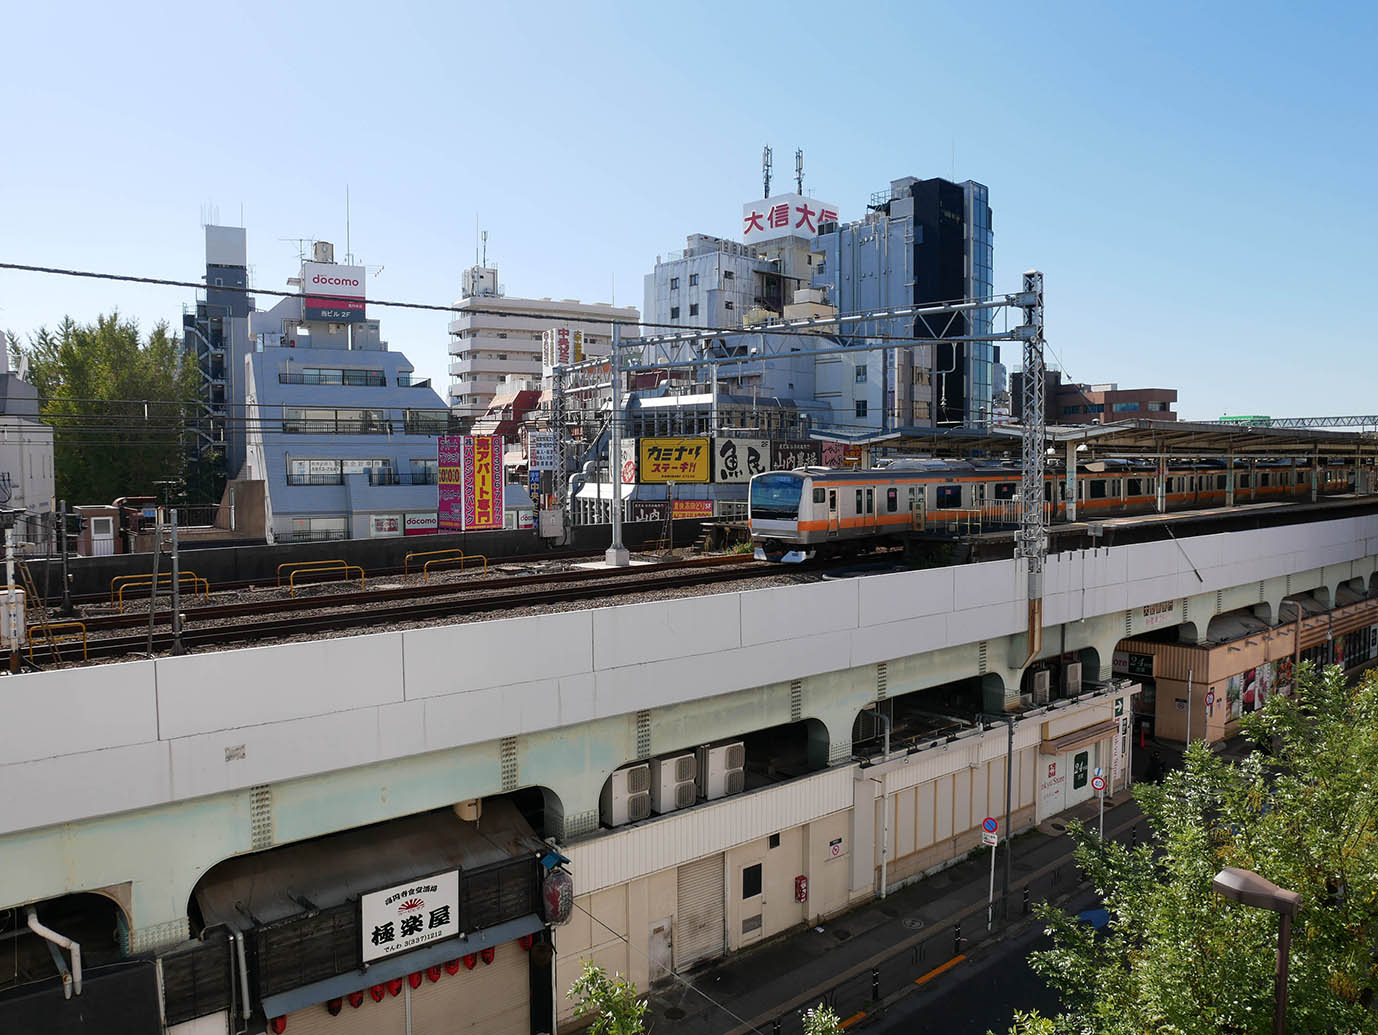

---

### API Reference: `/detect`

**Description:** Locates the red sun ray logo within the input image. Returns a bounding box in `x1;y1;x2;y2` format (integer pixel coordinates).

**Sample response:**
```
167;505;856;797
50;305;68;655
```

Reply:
398;898;425;913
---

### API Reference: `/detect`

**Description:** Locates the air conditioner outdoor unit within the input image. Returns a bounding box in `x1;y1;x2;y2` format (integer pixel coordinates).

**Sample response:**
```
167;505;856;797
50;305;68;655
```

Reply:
651;753;697;814
1063;662;1083;696
696;741;746;801
1032;670;1051;705
600;763;651;827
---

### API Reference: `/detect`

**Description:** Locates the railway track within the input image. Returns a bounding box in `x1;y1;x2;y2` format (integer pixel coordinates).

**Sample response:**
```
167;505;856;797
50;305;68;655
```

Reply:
13;555;783;666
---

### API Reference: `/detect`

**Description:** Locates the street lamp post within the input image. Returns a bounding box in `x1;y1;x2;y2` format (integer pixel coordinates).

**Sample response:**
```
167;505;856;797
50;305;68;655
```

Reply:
1212;867;1302;1035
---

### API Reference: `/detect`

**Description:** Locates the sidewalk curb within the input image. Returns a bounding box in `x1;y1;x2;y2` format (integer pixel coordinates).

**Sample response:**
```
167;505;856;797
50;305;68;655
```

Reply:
722;808;1143;1035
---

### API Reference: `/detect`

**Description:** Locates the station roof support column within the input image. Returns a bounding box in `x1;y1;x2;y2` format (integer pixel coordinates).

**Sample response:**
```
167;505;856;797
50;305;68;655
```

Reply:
1064;439;1077;523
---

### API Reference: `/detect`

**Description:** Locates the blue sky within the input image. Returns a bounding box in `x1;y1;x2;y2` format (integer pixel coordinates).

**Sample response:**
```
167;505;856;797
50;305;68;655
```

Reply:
2;0;1373;420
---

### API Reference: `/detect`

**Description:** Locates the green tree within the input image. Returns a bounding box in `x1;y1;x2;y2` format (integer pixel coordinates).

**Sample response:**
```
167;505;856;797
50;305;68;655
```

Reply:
567;960;648;1035
804;1002;843;1035
13;313;202;506
1006;664;1378;1035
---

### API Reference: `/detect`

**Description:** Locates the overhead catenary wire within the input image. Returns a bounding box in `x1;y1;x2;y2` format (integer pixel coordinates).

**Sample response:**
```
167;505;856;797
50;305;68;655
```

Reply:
0;260;983;342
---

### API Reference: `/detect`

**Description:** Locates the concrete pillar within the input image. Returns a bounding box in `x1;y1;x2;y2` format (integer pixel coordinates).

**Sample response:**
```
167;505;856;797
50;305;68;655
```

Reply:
1225;452;1235;507
1156;456;1167;513
1311;451;1320;503
1249;459;1257;502
1064;440;1077;522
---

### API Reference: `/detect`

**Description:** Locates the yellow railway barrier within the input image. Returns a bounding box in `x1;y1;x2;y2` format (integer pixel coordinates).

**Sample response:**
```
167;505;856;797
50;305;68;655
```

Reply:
403;548;465;576
28;621;88;663
287;561;365;597
117;574;209;613
421;553;487;583
111;571;206;604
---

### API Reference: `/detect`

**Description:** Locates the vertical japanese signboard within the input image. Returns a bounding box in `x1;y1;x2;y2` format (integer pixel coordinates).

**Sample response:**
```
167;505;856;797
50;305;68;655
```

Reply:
464;435;504;530
360;870;460;963
438;436;464;531
438;435;504;531
638;438;710;483
541;327;584;374
713;438;768;483
528;430;557;472
820;442;845;468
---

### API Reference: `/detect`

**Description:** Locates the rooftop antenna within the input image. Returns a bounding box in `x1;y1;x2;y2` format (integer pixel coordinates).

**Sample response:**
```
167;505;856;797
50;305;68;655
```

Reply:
762;145;773;198
345;185;351;265
475;214;480;268
795;149;804;194
481;230;488;269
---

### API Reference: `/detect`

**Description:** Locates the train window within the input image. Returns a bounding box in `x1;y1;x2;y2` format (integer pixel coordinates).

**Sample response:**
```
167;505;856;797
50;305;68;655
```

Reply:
1044;482;1053;502
866;489;874;514
1127;478;1142;496
813;488;826;504
936;485;961;508
994;481;1017;500
886;487;897;512
1240;475;1251;488
856;489;864;513
1261;473;1270;487
1297;471;1306;485
1218;475;1227;490
1089;480;1107;499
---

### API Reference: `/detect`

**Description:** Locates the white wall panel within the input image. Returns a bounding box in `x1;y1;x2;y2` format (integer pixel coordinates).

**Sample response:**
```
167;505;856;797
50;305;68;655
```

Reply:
952;560;1018;611
423;679;561;750
851;613;950;667
156;634;404;739
1;661;157;764
402;611;592;699
592;594;741;670
168;706;383;800
0;740;173;835
375;699;426;759
739;580;858;646
857;568;955;626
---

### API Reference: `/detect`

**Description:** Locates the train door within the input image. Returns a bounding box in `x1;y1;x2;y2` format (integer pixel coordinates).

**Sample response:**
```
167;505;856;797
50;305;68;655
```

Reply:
827;490;839;536
864;488;876;531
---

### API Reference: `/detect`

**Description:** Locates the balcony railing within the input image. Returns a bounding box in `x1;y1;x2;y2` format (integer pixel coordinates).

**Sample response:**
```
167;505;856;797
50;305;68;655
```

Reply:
402;418;451;436
283;529;348;543
285;473;346;486
282;418;393;435
367;470;438;486
279;371;387;387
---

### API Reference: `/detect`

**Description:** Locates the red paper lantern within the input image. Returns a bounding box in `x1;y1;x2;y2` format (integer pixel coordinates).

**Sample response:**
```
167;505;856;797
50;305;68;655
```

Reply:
480;946;495;965
463;952;478;970
427;965;443;983
387;978;404;997
408;971;422;989
518;934;534;951
269;1019;287;1034
326;998;343;1016
348;991;364;1009
369;984;386;1003
444;958;461;975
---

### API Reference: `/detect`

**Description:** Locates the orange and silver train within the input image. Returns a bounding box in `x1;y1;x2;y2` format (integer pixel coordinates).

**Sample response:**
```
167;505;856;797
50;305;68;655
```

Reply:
749;457;1357;562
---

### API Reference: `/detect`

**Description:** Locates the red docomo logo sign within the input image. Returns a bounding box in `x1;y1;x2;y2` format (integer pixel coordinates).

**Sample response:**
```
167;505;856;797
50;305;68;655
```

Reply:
312;273;361;287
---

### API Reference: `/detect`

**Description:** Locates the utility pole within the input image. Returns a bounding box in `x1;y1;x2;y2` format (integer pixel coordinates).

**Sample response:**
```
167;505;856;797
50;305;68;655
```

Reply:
58;500;76;617
169;509;184;656
605;322;629;566
5;526;19;673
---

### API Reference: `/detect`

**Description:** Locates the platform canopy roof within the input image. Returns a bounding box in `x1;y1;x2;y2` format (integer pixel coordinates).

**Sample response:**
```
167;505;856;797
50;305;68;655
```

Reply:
822;419;1378;460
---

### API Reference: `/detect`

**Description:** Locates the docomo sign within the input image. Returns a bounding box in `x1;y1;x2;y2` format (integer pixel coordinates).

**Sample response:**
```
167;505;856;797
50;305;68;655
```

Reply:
301;261;366;299
742;193;840;244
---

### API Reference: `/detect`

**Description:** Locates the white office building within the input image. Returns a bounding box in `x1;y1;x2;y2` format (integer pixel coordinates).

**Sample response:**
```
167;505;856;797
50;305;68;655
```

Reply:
447;264;637;428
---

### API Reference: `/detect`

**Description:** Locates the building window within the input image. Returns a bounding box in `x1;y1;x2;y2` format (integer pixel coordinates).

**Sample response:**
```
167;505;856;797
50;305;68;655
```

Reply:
1148;401;1169;412
768;832;780;849
742;863;762;899
689;303;699;316
855;400;868;418
670;306;680;320
855;364;867;383
723;270;734;281
689;273;699;286
670;277;679;289
1112;401;1139;412
1061;406;1081;416
724;301;734;310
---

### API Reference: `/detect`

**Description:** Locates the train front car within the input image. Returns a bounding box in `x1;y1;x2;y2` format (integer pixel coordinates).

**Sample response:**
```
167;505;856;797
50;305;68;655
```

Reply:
749;471;813;562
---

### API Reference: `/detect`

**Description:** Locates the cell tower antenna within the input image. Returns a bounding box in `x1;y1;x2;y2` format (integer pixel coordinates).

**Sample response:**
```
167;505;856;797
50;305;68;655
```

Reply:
762;145;773;198
345;185;351;264
481;231;488;269
475;214;480;268
795;149;804;194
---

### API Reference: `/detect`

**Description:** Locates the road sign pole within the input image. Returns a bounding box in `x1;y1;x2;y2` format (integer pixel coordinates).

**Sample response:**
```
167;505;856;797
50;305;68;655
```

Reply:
987;840;997;930
1099;786;1105;839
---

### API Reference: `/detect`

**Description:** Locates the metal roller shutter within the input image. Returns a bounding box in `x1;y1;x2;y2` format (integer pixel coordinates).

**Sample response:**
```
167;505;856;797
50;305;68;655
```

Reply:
410;942;529;1035
283;992;405;1035
675;853;725;971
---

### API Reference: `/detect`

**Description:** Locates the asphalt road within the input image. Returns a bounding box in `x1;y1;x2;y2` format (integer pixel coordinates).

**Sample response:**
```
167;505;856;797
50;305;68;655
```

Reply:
862;890;1100;1034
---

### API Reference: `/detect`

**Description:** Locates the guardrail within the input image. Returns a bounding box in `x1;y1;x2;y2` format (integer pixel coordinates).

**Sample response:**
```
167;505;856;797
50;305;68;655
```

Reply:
403;548;464;576
28;621;87;663
422;553;486;582
115;574;210;613
282;561;366;597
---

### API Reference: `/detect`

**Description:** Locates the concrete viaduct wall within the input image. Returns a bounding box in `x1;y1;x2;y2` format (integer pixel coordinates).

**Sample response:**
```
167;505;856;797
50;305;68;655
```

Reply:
1;512;1375;950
